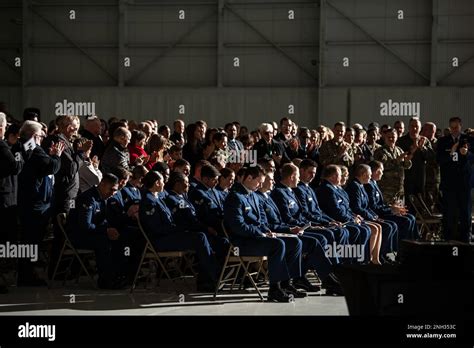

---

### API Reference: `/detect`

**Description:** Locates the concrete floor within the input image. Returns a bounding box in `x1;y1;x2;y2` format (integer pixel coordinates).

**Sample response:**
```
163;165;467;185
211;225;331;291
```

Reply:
0;278;349;316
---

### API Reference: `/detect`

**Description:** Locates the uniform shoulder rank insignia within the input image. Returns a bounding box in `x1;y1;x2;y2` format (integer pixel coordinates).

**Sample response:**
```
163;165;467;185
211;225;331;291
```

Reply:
83;203;91;209
110;201;117;205
146;208;155;216
124;198;129;203
172;207;178;213
308;197;313;201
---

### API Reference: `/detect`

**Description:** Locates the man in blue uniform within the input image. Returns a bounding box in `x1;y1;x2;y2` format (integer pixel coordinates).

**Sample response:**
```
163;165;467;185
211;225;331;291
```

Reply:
139;171;218;292
166;171;229;267
107;167;143;282
257;170;343;295
316;165;371;262
224;165;305;302
345;164;398;263
293;159;351;247
365;160;418;246
67;173;124;288
436;117;473;242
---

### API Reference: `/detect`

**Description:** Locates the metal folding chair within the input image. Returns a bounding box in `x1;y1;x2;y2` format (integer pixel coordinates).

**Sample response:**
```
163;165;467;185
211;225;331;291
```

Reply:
213;222;267;301
130;216;195;293
408;195;442;241
49;213;97;289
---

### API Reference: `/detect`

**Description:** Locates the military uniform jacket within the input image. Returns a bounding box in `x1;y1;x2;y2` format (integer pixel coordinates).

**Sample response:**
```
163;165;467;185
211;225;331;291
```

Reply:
270;183;307;226
223;183;269;239
293;182;333;225
373;144;411;199
315;180;354;223
188;182;224;230
256;190;292;233
107;185;141;229
165;190;207;232
364;180;392;216
67;186;108;236
345;179;378;220
139;190;180;239
319;139;354;168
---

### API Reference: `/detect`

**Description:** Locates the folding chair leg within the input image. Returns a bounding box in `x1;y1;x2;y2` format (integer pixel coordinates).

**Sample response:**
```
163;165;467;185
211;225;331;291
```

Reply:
238;258;264;301
130;247;148;293
214;258;230;299
49;243;66;289
229;263;242;293
73;250;97;289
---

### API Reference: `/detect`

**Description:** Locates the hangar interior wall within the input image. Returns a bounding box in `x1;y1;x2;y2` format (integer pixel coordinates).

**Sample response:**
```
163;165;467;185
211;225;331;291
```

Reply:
1;0;474;129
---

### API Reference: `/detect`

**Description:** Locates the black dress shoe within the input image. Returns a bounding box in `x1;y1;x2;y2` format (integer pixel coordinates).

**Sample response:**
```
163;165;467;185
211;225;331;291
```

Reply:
292;276;321;292
321;275;344;296
267;286;291;303
282;283;307;298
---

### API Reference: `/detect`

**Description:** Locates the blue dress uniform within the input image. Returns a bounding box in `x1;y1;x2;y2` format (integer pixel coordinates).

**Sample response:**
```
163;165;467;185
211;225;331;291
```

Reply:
187;182;230;263
223;183;302;284
436;133;473;242
188;182;224;232
365;179;418;247
256;190;334;279
139;190;217;285
315;180;371;256
106;183;143;280
67;186;118;282
345;179;398;257
270;182;337;254
293;182;350;246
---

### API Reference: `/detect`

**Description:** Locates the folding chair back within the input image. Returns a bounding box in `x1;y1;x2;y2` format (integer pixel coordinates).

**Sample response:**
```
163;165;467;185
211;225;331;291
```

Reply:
49;213;96;288
130;216;193;293
408;195;442;241
213;222;267;301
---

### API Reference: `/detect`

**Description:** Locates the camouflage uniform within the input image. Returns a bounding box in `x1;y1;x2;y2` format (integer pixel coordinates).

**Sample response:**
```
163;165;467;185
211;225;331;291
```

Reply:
319;139;355;169
424;138;440;211
361;142;381;163
374;144;412;204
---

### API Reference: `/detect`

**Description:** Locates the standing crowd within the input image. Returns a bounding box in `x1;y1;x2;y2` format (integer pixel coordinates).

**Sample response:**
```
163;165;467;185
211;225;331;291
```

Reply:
0;106;472;301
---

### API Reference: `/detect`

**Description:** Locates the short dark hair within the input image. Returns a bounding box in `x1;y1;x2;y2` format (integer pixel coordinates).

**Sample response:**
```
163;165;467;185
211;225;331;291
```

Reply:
334;121;345;128
321;164;340;179
131;165;148;180
169;144;182;153
220;167;234;179
173;159;190;168
243;165;264;180
143;171;163;189
113;126;129;139
112;166;132;180
168;171;187;189
201;164;220;179
101;173;119;186
299;159;317;171
151;161;169;174
368;160;383;171
130;130;146;145
449;117;462;124
280;163;298;180
280;117;290;126
224;123;235;131
354;164;370;178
